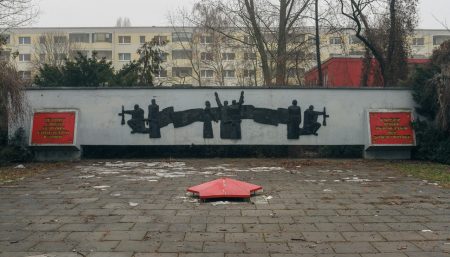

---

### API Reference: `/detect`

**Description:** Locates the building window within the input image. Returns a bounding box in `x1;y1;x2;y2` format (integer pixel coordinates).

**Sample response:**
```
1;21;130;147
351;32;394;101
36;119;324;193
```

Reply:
287;68;305;78
118;36;131;44
54;53;66;61
200;52;213;61
243;69;255;78
92;33;112;43
222;52;235;60
19;71;32;80
54;36;67;44
172;50;192;59
307;36;317;45
433;35;450;45
329;37;342;45
349;35;362;44
172;67;193;77
200;35;213;44
95;50;112;60
349;50;365;56
412;37;425;46
224;70;235;78
70;50;89;59
153;35;168;45
39;36;46;44
158;52;168;61
69;33;90;43
1;34;10;44
18;36;31;44
140;36;146;44
119;53;131;61
244;52;257;60
0;51;10;61
18;54;31;62
200;69;214;78
172;32;192;42
288;33;306;43
243;36;254;44
156;69;167;78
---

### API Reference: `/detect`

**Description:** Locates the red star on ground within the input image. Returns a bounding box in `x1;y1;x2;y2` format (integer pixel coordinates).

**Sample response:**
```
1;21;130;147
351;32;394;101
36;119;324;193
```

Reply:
187;178;263;199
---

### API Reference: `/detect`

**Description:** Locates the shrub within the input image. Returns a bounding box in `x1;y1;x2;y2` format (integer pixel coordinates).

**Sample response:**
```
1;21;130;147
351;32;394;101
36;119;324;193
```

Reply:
0;128;33;165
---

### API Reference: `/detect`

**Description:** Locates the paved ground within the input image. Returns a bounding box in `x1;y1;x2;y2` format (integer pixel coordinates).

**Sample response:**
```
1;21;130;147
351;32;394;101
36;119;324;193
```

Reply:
0;159;449;257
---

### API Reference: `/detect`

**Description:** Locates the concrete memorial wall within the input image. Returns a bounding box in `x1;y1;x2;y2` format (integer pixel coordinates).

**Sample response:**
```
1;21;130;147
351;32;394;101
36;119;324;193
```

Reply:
18;87;416;159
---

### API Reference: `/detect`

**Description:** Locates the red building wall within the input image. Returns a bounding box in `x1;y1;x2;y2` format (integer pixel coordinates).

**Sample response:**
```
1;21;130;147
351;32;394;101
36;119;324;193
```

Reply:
304;57;430;87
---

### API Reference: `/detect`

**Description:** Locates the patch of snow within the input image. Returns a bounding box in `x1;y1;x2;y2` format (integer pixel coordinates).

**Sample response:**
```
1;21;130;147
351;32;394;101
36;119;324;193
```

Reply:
211;201;230;206
99;171;120;175
78;175;95;179
204;166;228;170
129;202;139;207
111;193;121;197
421;229;433;232
93;185;110;189
323;189;333;192
342;177;371;182
249;167;284;172
14;164;25;169
214;172;237;177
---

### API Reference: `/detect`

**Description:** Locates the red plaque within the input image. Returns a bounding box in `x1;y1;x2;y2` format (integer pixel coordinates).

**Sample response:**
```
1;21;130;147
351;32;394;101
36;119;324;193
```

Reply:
31;111;77;145
369;111;414;145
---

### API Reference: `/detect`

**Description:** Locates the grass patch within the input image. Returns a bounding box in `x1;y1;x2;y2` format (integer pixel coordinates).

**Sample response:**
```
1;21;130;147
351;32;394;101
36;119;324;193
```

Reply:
0;162;70;184
391;161;450;188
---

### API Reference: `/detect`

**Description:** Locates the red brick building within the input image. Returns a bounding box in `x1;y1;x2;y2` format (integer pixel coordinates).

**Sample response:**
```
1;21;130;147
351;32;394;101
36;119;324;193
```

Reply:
304;57;430;87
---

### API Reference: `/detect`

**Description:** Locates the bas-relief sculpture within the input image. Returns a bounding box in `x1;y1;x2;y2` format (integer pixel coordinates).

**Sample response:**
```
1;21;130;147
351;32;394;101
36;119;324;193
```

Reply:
118;91;330;140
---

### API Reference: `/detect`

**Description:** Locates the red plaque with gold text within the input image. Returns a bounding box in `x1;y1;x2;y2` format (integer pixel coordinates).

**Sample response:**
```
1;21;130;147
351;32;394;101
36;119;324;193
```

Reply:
369;111;414;145
31;111;77;145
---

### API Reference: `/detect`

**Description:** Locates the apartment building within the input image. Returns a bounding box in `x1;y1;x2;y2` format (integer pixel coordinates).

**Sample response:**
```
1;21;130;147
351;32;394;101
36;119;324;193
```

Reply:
1;27;450;86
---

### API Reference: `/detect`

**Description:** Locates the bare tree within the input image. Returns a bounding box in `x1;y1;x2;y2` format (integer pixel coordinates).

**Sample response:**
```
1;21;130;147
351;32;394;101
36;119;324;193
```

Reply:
0;61;26;144
0;0;37;143
115;17;132;27
338;0;418;86
32;31;83;70
187;0;312;86
0;0;37;33
169;8;245;87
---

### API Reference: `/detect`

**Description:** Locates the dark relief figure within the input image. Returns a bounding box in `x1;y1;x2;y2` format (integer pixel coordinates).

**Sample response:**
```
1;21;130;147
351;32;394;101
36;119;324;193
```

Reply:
229;91;244;139
215;91;244;139
122;104;146;134
203;101;217;138
287;100;301;139
301;105;324;136
148;99;161;138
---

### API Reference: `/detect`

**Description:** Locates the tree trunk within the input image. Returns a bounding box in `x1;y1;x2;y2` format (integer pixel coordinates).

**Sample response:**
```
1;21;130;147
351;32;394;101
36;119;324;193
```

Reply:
360;48;371;87
314;0;323;87
385;0;397;86
0;88;8;146
275;0;288;85
244;0;272;86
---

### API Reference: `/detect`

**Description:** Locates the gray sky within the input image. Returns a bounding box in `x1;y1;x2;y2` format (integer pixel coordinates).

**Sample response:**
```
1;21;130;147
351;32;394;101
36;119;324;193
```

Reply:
33;0;449;29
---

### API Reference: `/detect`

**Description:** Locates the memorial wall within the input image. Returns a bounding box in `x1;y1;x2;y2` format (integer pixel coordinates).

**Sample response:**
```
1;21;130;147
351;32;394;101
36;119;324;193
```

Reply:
17;88;415;149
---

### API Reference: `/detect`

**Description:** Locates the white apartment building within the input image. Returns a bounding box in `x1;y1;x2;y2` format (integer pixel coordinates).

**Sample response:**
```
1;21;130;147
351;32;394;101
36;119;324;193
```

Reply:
1;27;450;86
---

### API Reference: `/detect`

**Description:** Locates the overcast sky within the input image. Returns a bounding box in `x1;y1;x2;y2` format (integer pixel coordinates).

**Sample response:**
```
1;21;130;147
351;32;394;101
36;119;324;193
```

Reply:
33;0;449;29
